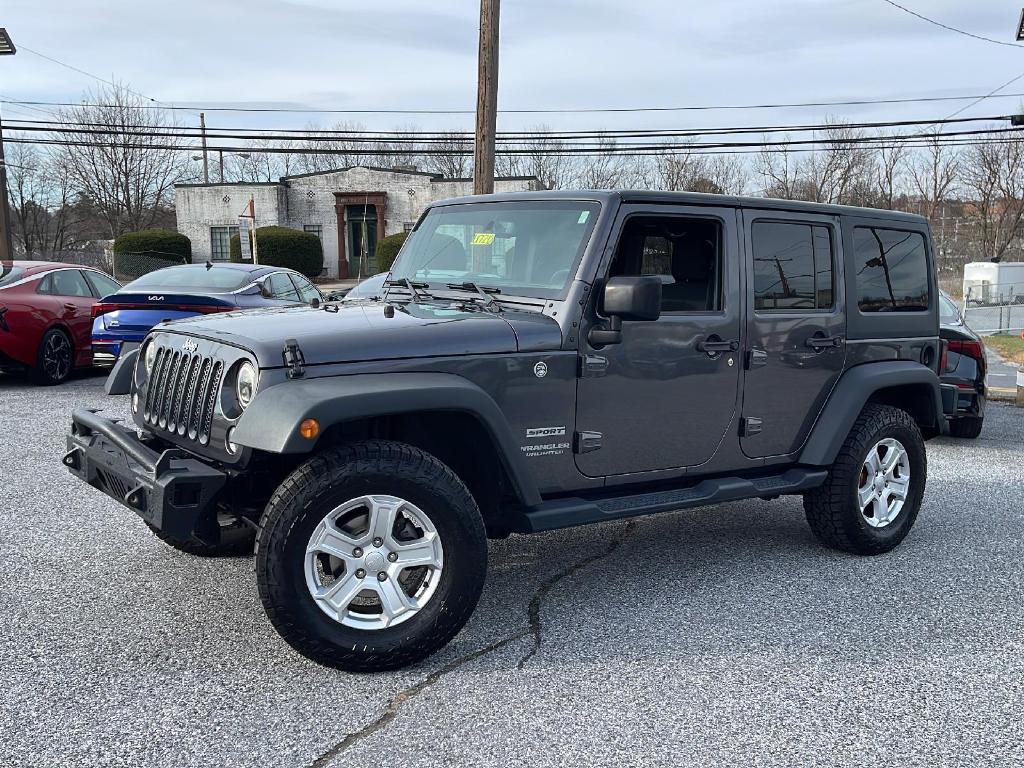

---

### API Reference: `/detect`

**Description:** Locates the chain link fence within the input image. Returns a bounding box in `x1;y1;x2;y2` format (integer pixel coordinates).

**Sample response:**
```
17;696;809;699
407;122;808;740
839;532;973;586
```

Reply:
963;281;1024;336
112;252;190;283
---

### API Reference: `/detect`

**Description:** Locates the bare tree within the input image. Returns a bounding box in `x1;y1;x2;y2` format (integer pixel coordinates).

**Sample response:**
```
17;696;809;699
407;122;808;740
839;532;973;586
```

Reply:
55;82;187;237
420;131;472;178
756;137;800;199
574;135;630;189
961;132;1024;262
4;139;76;256
907;132;960;220
497;126;575;189
875;141;907;210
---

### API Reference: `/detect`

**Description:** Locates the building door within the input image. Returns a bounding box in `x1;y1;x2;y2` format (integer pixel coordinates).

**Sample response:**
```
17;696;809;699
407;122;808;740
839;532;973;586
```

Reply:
740;210;847;458
574;206;742;477
346;204;378;278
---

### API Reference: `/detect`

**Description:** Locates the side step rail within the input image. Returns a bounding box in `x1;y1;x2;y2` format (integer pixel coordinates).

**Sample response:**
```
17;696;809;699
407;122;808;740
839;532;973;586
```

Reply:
522;468;828;533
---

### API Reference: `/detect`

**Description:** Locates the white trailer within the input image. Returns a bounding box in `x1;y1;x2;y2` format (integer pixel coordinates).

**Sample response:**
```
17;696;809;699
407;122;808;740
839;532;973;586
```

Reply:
962;261;1024;305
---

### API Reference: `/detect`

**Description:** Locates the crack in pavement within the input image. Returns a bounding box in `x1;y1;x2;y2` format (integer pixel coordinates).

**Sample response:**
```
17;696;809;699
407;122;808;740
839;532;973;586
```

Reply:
516;520;636;670
307;519;636;768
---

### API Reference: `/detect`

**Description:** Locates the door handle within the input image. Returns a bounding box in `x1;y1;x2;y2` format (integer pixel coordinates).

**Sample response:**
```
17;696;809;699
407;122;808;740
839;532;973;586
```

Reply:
806;334;844;350
696;336;739;356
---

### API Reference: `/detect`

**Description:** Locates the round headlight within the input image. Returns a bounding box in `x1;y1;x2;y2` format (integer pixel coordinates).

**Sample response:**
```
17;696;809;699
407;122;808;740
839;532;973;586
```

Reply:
143;341;157;373
236;361;258;409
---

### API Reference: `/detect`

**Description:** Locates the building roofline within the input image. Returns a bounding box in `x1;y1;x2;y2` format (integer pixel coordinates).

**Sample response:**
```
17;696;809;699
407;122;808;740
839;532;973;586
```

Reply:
175;181;281;188
280;165;443;181
436;175;541;183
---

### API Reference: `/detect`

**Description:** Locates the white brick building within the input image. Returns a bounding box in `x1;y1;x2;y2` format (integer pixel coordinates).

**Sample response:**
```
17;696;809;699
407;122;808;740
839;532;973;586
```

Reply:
174;167;543;279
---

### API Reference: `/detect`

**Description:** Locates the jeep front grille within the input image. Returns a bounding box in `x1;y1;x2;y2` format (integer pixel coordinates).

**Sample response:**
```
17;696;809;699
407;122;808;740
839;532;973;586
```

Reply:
142;346;224;445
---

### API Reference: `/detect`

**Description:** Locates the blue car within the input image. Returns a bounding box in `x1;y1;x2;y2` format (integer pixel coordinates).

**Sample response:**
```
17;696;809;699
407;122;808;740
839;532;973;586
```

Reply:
91;263;325;363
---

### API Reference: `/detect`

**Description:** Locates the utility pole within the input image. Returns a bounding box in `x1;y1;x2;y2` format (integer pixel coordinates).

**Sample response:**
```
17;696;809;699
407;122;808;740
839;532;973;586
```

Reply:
200;112;210;184
0;28;17;261
0;110;13;261
473;0;500;195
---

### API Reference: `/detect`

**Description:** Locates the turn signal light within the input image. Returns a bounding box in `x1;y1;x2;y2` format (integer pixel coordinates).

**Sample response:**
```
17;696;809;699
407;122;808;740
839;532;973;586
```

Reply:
299;419;320;439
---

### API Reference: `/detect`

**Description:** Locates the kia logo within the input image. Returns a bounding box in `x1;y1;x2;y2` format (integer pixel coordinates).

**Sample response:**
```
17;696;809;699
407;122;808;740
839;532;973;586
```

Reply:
148;295;164;301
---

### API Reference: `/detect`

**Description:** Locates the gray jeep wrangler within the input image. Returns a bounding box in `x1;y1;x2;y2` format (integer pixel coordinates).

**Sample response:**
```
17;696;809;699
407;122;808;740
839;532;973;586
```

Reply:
64;191;953;672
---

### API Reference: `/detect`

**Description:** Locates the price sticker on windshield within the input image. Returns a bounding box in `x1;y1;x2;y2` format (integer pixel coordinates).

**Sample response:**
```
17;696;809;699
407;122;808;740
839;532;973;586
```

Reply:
471;233;496;246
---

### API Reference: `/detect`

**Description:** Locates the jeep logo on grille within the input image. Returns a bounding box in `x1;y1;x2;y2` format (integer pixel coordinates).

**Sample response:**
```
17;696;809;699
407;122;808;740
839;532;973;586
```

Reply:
182;339;199;354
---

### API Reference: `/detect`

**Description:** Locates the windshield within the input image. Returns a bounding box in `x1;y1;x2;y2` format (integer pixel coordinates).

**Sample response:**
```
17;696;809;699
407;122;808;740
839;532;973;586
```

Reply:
0;266;26;288
389;200;602;299
126;266;251;293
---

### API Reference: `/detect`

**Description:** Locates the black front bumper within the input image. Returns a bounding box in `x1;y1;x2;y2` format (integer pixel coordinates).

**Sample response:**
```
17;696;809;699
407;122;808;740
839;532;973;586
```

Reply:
64;409;226;542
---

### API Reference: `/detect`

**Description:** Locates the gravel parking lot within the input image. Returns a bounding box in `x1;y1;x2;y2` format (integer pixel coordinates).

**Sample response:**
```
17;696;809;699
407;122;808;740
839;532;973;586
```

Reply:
3;372;1023;767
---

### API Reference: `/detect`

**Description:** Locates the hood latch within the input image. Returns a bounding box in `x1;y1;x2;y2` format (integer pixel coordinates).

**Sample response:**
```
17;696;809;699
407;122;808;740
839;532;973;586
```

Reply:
283;338;306;379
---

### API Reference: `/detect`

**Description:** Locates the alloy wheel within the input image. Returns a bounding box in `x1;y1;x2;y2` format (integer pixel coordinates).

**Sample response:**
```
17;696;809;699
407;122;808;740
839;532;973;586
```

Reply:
304;494;444;630
857;438;911;528
42;332;72;382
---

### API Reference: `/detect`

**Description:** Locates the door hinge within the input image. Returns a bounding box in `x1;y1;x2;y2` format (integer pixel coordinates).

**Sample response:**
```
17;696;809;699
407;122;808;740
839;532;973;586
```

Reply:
746;348;768;369
574;430;603;453
740;417;763;437
578;354;609;378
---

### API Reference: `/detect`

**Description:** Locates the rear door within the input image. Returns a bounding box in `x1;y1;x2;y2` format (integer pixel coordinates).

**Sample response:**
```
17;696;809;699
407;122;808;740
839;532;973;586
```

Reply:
741;210;846;458
39;269;97;362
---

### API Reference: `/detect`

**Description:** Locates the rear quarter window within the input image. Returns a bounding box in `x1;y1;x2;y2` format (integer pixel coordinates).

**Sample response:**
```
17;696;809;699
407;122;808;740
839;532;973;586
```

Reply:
852;227;930;312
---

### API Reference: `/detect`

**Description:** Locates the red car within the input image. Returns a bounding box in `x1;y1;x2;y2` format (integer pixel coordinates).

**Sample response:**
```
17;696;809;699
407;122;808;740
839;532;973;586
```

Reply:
0;261;121;385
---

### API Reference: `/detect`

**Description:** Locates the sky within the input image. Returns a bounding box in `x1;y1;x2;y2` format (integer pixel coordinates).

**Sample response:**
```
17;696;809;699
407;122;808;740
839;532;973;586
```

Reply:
3;0;1024;137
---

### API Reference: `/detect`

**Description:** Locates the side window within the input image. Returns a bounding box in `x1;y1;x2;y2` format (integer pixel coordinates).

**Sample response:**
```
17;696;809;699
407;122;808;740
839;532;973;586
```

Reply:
83;271;121;299
853;227;930;312
610;216;722;313
289;274;321;302
752;221;833;312
43;269;93;298
266;273;300;301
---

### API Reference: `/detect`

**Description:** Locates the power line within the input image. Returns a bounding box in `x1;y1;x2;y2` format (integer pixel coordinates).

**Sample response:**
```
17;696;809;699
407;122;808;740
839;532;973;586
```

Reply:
6;90;1024;115
7;125;1019;156
2;114;1010;143
879;0;1024;49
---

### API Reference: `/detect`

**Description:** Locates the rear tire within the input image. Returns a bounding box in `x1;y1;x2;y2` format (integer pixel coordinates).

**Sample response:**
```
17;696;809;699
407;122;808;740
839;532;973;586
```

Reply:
949;416;983;439
256;440;487;672
804;404;926;556
33;327;74;385
146;518;256;557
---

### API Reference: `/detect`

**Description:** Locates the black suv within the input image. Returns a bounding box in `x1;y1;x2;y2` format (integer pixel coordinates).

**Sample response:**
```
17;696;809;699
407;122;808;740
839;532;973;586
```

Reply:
64;191;952;672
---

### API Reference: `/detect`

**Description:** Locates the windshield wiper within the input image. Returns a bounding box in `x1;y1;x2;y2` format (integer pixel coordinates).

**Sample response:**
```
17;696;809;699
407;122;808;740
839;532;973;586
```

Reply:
445;282;501;310
385;278;431;302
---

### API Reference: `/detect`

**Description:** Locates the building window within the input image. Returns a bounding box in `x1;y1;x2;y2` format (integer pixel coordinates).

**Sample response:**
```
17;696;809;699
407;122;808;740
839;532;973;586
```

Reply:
303;224;323;240
210;225;239;261
752;221;833;312
853;227;930;313
403;221;416;233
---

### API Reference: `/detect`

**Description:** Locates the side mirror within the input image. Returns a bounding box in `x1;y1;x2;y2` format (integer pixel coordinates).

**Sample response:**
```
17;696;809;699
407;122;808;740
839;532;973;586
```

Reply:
325;290;347;302
589;276;662;346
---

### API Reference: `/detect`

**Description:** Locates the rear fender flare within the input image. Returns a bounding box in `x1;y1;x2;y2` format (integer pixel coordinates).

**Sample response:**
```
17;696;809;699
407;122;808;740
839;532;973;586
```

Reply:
799;361;944;466
232;372;542;507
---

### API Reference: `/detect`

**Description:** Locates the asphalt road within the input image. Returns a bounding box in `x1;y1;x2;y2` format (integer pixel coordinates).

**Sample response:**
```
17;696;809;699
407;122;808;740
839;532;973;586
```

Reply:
2;372;1023;767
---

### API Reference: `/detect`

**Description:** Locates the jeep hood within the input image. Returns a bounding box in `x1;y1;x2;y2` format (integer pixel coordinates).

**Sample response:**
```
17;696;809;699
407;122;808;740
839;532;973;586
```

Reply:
156;299;562;367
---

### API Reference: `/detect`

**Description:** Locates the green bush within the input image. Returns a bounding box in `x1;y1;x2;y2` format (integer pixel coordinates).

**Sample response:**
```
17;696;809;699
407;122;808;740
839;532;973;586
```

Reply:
112;229;191;279
376;231;409;273
230;226;324;278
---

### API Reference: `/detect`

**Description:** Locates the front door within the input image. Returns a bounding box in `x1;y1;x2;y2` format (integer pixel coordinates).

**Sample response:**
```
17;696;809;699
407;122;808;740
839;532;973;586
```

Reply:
346;204;378;278
575;206;742;477
740;210;847;458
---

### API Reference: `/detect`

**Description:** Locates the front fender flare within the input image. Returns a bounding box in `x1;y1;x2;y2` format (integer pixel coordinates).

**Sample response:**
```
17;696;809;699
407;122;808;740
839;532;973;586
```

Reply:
232;372;541;507
799;361;945;466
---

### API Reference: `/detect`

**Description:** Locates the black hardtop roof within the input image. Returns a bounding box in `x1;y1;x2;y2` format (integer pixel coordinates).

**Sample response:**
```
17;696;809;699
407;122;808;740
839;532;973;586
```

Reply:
429;189;929;225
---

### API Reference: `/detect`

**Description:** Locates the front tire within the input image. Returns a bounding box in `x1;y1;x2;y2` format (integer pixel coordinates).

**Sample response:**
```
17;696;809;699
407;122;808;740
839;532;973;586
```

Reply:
804;404;926;555
255;440;487;672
